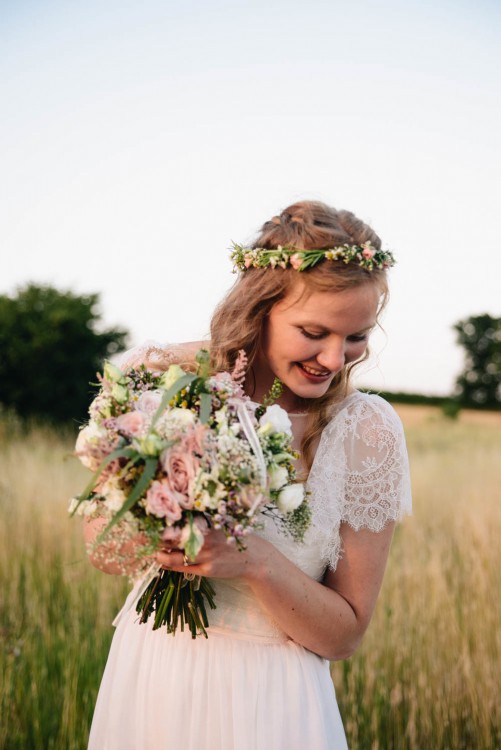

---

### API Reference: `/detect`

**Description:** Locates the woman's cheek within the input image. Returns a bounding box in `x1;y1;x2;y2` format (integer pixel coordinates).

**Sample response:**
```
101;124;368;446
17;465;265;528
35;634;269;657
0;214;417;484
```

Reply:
346;341;368;363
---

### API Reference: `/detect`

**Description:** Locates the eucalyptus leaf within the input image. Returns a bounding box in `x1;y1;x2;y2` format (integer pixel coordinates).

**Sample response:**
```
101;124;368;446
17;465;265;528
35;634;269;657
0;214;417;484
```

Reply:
151;373;197;427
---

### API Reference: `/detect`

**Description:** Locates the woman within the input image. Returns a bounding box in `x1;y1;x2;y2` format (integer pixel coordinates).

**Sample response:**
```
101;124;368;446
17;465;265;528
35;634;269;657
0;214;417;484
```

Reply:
85;200;411;749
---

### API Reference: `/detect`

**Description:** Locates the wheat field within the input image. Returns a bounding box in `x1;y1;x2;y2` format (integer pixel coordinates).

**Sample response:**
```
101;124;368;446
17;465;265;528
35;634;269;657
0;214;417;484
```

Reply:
1;406;500;749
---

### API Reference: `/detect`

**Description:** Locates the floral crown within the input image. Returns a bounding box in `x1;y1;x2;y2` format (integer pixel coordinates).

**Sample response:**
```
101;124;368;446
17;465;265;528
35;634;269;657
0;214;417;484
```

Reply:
230;241;396;273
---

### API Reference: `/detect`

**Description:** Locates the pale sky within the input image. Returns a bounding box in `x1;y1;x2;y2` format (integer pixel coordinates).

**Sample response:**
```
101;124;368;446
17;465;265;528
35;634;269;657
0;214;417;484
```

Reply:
2;0;500;395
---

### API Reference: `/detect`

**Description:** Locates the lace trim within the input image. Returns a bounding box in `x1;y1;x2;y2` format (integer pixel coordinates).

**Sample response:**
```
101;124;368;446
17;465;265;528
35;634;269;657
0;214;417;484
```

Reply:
116;341;198;372
306;392;412;569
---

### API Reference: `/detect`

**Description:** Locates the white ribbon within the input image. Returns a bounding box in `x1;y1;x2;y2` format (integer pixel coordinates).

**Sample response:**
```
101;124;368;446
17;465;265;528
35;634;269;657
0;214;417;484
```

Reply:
236;402;267;489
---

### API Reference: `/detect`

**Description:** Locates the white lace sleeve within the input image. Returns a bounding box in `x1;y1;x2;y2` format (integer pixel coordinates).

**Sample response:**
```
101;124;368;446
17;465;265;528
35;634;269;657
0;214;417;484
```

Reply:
307;392;412;570
338;394;412;531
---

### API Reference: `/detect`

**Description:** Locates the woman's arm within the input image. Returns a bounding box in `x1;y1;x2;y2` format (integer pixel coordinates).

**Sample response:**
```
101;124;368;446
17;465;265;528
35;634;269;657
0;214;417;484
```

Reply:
155;522;394;661
84;517;153;577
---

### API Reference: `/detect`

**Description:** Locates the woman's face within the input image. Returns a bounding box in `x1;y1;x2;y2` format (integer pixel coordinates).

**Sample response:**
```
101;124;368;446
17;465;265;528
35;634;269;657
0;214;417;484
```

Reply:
254;280;380;411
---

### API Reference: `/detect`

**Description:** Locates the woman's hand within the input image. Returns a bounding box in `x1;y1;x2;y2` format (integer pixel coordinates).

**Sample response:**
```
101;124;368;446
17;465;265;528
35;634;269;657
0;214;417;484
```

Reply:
155;522;395;662
155;529;274;582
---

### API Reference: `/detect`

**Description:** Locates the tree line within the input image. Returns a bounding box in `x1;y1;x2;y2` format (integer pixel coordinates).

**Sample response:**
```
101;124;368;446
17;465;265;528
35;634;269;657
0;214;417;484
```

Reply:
0;284;500;425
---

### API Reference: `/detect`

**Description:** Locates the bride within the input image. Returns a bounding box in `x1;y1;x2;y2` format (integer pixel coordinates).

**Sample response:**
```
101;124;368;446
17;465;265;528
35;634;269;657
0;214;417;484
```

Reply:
84;200;411;749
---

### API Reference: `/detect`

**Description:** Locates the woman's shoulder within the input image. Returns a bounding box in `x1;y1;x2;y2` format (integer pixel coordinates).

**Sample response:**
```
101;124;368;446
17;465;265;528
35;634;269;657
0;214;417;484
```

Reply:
326;390;405;436
115;340;209;371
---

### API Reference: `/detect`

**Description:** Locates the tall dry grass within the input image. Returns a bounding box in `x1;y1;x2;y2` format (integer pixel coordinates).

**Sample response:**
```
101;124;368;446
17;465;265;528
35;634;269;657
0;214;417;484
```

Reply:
332;407;501;749
1;407;500;748
0;417;128;750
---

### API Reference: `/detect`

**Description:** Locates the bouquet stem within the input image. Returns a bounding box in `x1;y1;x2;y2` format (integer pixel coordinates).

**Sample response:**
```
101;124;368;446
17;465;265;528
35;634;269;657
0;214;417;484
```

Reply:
136;570;217;639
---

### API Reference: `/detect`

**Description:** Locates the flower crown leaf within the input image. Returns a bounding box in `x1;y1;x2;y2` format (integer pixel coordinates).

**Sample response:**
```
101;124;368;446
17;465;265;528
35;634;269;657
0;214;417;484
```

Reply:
230;242;396;273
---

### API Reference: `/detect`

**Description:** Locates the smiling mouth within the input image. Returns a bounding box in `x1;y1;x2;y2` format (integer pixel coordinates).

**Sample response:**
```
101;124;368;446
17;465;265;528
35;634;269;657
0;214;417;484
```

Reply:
297;363;332;378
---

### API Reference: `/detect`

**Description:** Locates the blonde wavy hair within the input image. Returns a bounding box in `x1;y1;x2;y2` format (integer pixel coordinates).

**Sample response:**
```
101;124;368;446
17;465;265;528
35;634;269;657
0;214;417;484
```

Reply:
210;200;389;472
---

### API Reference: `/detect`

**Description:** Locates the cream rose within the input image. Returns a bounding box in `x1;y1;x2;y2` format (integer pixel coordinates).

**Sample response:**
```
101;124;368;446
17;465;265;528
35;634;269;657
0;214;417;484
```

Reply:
75;423;113;470
268;465;289;491
258;405;292;435
277;483;304;513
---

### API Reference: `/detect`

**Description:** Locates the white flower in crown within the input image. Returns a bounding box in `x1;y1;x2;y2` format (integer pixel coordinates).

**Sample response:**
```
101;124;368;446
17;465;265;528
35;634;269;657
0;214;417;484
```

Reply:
258;404;292;435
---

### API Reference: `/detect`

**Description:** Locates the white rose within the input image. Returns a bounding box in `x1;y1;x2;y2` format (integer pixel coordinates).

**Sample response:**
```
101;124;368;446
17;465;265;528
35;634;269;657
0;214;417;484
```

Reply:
136;389;163;415
168;407;196;427
258;405;292;435
100;478;127;512
157;407;195;438
277;483;304;513
268;465;289;491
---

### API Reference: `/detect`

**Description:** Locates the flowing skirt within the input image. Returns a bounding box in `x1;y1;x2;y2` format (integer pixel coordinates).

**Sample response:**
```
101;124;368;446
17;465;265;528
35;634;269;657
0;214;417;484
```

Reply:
88;604;348;750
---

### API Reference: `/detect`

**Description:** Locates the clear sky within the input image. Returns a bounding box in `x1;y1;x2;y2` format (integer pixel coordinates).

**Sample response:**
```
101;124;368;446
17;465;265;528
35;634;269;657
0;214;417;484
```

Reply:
2;0;500;395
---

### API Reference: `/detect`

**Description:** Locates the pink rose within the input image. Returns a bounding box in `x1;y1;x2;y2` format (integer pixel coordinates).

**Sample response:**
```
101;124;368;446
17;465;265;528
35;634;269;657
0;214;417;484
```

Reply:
136;390;163;415
161;443;199;509
290;253;303;270
115;410;146;437
145;479;182;521
362;247;375;259
182;424;209;457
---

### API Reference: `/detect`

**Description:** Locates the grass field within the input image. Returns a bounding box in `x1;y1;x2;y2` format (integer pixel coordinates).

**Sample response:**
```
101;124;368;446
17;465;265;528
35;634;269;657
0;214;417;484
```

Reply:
1;406;500;749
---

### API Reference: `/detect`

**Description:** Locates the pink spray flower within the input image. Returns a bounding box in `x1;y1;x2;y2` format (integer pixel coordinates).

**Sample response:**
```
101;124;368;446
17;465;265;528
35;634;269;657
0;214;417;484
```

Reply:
290;253;304;270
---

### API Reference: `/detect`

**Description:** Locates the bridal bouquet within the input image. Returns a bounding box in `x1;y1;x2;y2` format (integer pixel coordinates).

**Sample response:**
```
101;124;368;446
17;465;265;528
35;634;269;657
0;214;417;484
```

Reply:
70;349;310;638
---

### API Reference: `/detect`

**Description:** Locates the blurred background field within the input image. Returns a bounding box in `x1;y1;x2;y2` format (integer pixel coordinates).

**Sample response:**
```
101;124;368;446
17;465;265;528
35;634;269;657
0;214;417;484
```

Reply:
1;405;500;750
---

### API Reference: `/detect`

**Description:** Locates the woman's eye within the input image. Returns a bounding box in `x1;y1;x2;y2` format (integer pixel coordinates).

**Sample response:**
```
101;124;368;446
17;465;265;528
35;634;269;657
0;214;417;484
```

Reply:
347;334;368;343
300;329;326;340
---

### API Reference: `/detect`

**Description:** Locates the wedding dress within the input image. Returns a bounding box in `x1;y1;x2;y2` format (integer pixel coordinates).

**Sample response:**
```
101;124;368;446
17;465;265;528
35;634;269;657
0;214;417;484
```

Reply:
87;349;412;750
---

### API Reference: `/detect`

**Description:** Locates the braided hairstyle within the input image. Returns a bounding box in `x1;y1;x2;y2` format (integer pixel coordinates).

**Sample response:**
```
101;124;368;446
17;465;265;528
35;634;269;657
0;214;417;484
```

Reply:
210;200;389;472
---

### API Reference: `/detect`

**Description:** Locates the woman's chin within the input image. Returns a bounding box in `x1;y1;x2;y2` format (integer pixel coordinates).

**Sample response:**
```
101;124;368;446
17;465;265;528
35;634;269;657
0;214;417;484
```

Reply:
282;366;334;401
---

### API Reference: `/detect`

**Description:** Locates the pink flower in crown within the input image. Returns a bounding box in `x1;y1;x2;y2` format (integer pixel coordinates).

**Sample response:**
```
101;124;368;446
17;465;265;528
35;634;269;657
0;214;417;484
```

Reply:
244;254;253;268
362;245;375;259
290;253;303;270
115;410;147;437
161;443;199;509
145;479;183;521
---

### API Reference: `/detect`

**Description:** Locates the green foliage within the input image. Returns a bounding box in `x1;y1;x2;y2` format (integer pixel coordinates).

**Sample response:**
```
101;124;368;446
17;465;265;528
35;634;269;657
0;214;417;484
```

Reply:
441;399;461;420
0;284;128;424
454;314;501;409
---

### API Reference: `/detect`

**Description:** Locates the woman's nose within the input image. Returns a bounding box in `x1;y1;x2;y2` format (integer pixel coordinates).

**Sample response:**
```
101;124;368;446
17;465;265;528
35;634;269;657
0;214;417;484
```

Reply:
316;341;345;373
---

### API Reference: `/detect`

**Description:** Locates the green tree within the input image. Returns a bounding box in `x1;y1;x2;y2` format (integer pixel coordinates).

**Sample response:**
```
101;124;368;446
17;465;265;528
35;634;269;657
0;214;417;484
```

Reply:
454;314;501;408
0;284;128;423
